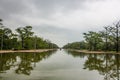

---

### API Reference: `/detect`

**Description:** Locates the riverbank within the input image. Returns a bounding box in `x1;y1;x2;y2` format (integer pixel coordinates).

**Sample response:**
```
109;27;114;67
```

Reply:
68;49;120;54
0;49;56;53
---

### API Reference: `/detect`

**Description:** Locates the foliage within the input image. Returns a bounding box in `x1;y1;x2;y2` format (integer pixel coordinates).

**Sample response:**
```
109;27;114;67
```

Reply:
63;41;86;50
63;21;120;52
0;19;58;50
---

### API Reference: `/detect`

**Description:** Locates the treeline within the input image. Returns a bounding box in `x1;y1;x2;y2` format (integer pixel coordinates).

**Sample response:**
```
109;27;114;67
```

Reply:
0;19;58;50
63;21;120;52
63;41;86;50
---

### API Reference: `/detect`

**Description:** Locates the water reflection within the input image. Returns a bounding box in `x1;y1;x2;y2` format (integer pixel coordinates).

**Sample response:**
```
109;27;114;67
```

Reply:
0;50;56;75
67;50;120;80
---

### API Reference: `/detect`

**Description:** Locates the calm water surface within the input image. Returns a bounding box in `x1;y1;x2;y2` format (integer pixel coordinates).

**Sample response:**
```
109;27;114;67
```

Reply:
0;50;120;80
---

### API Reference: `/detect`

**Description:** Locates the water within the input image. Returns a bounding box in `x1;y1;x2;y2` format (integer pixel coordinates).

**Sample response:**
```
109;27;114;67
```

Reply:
0;49;120;80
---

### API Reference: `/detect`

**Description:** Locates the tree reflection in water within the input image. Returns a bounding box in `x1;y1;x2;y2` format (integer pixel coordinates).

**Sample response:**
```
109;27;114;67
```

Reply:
0;53;17;73
67;50;120;80
0;50;56;75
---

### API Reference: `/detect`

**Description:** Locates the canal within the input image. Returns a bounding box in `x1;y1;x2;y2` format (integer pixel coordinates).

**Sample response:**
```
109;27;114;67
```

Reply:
0;49;120;80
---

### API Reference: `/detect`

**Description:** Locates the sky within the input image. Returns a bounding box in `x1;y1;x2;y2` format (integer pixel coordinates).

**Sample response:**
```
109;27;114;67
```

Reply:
0;0;120;47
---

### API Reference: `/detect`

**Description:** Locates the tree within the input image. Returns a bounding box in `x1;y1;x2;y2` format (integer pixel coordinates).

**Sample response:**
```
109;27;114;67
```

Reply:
23;26;34;38
3;28;13;49
103;27;109;51
0;19;3;50
16;26;34;49
23;26;34;49
83;31;103;51
100;26;111;51
108;21;120;52
16;27;25;49
0;19;3;26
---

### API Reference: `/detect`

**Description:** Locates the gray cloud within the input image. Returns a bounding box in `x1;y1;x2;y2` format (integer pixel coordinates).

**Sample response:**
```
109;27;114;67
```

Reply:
0;0;120;47
0;0;27;19
31;0;85;14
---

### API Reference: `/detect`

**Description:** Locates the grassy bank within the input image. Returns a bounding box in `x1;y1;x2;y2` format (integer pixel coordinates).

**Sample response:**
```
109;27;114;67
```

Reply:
0;49;56;53
68;49;119;54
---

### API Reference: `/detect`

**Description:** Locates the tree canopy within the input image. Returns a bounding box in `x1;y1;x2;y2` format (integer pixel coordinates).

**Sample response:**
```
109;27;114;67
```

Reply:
63;21;120;52
0;19;59;50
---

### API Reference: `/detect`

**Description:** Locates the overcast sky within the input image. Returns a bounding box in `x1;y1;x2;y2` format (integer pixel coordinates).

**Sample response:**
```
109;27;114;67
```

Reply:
0;0;120;47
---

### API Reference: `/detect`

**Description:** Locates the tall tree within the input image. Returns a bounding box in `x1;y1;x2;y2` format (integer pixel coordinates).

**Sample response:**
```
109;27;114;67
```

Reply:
100;26;111;51
23;26;34;49
16;26;34;49
108;21;120;52
16;27;25;49
0;19;4;50
3;28;12;49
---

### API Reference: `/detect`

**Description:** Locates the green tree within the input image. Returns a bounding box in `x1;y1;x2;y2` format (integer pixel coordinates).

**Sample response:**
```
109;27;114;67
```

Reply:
0;19;4;50
100;26;112;51
83;31;103;51
16;26;34;49
108;21;120;52
0;19;58;50
3;28;13;49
